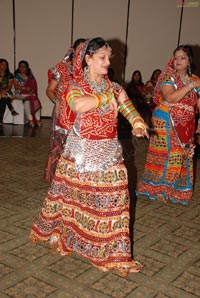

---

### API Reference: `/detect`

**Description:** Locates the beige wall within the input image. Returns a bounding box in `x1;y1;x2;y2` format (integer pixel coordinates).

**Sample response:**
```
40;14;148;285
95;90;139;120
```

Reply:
125;0;182;85
1;0;200;116
180;5;200;75
1;0;14;67
14;0;72;116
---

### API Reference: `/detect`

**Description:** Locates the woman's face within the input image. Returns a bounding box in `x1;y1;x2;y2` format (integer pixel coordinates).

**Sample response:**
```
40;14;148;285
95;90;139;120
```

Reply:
174;49;190;73
19;63;28;74
86;46;111;76
133;72;140;82
0;61;8;72
153;70;161;81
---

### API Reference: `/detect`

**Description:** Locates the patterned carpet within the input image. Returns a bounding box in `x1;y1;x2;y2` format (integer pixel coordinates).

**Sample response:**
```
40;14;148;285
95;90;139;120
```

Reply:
0;135;200;298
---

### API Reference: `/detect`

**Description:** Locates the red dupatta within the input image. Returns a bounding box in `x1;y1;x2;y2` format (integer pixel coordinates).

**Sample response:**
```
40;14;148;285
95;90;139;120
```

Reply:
47;48;75;131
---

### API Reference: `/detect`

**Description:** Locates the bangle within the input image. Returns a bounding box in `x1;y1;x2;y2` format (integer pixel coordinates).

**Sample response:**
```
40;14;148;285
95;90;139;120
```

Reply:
93;92;114;109
94;95;100;108
51;97;56;104
131;116;144;126
133;121;146;130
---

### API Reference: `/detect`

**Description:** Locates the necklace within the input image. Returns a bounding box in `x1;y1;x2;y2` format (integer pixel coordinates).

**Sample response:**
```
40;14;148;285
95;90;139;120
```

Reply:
83;68;107;93
179;73;190;85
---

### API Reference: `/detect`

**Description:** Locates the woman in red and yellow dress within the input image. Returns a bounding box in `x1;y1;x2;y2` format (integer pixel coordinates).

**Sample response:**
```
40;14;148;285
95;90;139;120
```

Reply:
137;45;200;205
30;37;149;277
44;39;86;183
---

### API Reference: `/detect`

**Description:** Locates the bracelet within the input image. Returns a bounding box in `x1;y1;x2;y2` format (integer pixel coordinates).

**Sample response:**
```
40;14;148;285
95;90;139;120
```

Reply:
133;121;146;130
94;95;100;108
51;97;56;104
93;92;114;109
131;116;145;126
118;99;138;122
66;89;82;110
132;121;146;137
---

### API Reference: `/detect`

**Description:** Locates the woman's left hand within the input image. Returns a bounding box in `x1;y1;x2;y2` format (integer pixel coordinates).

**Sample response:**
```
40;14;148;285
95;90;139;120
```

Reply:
132;121;149;139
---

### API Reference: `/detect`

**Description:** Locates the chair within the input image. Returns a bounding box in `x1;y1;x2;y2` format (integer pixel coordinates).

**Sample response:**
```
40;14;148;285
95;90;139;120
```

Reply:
3;99;28;125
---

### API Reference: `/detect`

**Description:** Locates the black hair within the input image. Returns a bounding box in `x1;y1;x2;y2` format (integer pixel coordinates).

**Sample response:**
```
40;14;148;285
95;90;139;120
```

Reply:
131;70;143;85
15;60;32;76
173;45;194;75
0;58;10;76
150;69;161;81
108;67;114;80
173;45;193;63
73;38;86;50
68;38;86;61
86;37;111;56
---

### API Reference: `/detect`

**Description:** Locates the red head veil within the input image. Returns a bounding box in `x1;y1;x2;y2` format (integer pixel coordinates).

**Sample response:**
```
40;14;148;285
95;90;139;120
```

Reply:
72;39;123;97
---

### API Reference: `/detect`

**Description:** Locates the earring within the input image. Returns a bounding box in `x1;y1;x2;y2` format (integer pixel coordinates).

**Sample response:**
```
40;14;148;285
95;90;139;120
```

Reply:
187;65;192;76
84;65;89;74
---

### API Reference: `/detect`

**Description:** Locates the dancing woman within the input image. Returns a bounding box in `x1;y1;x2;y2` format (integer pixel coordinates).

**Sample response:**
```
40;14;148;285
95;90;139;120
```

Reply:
45;38;86;183
137;45;200;205
30;37;148;277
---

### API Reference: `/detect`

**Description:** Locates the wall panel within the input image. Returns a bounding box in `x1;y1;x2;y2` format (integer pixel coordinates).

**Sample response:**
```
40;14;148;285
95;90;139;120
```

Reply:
180;6;200;76
125;0;182;84
0;0;14;71
15;0;72;116
73;0;129;83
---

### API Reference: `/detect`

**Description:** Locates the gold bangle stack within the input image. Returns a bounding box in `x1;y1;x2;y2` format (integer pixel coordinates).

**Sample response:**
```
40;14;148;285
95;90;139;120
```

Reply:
133;122;146;130
131;116;144;126
132;121;146;137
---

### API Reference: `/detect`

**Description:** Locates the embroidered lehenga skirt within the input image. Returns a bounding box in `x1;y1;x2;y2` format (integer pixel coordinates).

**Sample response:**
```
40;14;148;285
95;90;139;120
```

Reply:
137;105;194;205
31;132;142;276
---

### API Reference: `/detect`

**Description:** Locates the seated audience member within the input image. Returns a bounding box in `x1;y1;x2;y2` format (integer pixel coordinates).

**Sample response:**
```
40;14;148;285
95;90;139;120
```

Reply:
126;70;151;127
146;69;161;105
0;58;19;125
14;60;42;127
